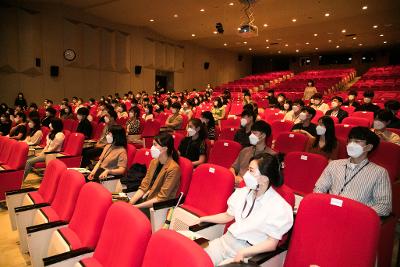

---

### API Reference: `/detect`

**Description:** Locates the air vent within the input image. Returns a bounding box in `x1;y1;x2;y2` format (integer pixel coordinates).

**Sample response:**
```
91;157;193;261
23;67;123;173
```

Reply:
345;33;356;37
269;42;279;46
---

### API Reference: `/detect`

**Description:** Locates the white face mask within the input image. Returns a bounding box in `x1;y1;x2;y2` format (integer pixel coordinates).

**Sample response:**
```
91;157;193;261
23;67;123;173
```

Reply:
373;120;385;130
104;116;110;123
316;125;326;136
249;133;259;145
187;127;196;137
292;105;300;113
331;102;339;109
49;124;53;130
277;97;284;102
106;134;113;144
150;145;161;159
243;171;258;190
200;118;207;124
28;122;34;128
240;118;248;127
346;142;365;158
299;112;308;121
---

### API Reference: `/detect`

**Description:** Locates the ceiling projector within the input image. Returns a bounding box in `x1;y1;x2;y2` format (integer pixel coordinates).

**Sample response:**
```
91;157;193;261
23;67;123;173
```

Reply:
238;23;258;38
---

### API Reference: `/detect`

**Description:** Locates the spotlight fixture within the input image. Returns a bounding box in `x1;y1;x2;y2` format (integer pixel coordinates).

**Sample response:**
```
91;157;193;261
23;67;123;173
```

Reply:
237;0;258;38
216;22;224;34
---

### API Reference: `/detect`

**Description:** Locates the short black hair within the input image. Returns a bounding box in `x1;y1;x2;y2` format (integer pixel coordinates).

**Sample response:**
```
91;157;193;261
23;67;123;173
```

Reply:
171;102;181;110
293;99;305;107
77;107;89;116
384;100;400;112
213;98;223;108
108;110;118;120
109;124;127;147
307;80;315;86
376;109;393;123
311;93;323;100
267;89;275;94
348;126;380;153
46;107;57;116
348;90;358;96
201;111;215;128
29;103;38;109
301;106;316;119
251;153;283;187
331;96;343;103
154;132;179;162
129;106;140;118
251;120;272;137
363;90;374;98
241;109;256;122
49;118;63;140
89;98;95;103
15;112;27;122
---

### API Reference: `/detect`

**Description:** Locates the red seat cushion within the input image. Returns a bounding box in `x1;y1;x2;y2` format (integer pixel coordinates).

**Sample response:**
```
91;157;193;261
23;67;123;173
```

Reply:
40;206;61;222
27;191;45;204
58;227;83;250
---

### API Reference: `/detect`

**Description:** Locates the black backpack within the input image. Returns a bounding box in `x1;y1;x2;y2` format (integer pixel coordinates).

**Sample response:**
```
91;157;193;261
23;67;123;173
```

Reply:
120;163;147;192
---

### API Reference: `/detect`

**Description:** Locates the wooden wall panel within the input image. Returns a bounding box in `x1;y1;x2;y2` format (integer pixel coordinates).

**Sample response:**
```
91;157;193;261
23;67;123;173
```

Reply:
100;29;116;71
0;7;19;73
83;24;100;68
166;44;175;71
63;19;82;67
155;42;166;70
115;31;130;73
143;39;155;68
174;47;184;72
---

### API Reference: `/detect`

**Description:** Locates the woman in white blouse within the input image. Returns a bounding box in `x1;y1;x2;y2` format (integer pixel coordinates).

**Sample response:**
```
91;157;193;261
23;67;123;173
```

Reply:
24;117;43;146
23;118;65;180
196;153;293;265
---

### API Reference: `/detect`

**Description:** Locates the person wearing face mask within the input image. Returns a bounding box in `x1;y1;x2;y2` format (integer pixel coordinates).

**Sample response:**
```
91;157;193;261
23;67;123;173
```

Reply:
284;99;304;124
303;80;317;101
325;96;348;123
212;98;226;124
23;118;65;179
343;90;360;109
372;110;400;145
115;103;128;119
196;153;293;265
41;107;57;127
291;106;317;137
266;89;278;108
129;133;181;215
234;109;256;148
314;126;392;216
9;112;27;141
60;104;74;120
76;107;92;140
275;93;286;110
355;90;380;115
0;114;12;136
200;111;216;144
28;103;39;119
310;93;330;114
384;100;400;129
181;100;194;120
23;117;43;146
14;92;28;110
142;104;154;121
307;116;338;160
88;125;127;181
231;121;276;186
126;106;142;143
164;102;183;131
243;91;253;106
178;118;207;167
280;99;292;115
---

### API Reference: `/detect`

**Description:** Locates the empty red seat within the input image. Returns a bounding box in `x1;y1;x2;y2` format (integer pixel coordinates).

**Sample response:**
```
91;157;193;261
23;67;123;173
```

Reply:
342;117;371;127
274;132;308;154
208;140;242;169
172;132;185;150
220;117;240;130
271;120;294;141
351;111;374;125
335;124;355;140
218;127;238;141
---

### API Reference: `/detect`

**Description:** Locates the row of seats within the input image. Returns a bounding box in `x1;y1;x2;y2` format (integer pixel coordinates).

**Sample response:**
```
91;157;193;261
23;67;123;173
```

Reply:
352;64;400;91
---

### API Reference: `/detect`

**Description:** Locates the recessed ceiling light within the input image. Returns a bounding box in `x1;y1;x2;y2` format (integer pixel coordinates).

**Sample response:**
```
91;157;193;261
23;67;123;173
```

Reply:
359;43;363;46
379;34;384;37
149;19;154;22
263;23;268;27
200;9;205;12
237;27;241;31
314;33;318;37
353;37;357;40
328;40;332;43
341;29;346;33
265;39;269;42
383;41;387;44
306;42;310;45
336;45;340;48
315;47;319;50
243;41;247;44
173;14;178;18
213;31;217;34
191;33;196;37
325;13;330;17
229;2;234;6
224;43;228;46
249;48;252;51
296;49;299;52
278;51;281;54
292;18;297;22
266;46;270;49
373;25;378;29
285;44;289;47
362;5;368;10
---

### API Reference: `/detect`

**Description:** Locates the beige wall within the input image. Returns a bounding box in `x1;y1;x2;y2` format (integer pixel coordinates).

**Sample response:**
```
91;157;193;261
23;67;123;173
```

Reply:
0;2;251;106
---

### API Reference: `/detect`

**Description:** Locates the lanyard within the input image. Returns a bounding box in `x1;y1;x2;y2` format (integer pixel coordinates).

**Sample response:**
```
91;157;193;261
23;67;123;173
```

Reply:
241;190;256;219
339;162;369;194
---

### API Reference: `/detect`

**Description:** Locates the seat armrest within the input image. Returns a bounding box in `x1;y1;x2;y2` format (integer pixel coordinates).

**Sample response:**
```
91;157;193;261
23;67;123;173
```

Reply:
153;196;186;211
43;247;94;266
15;203;49;213
0;169;17;173
100;175;119;182
189;222;217;232
26;220;69;234
247;246;287;265
6;187;36;196
44;151;63;155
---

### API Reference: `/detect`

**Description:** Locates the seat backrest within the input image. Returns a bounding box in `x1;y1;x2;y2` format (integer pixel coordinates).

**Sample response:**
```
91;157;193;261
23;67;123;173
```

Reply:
351;111;374;124
141;120;160;137
284;152;328;195
0;139;17;163
172;133;185;151
311;110;324;124
329;116;339;124
183;164;234;216
89;121;98;139
369;141;400;182
342;117;370;127
176;157;193;197
40;126;50;147
37;159;67;203
51;170;85;221
274;132;308;154
126;144;137;169
63;133;85;156
7;141;28;170
220;117;240;130
284;194;380;267
271;120;294;141
132;148;153;168
274;184;295;209
62;130;71;151
208;140;242;169
68;182;112;248
265;112;285;123
218;127;238;141
91;202;151;267
141;229;213;267
93;123;105;140
334;123;355;140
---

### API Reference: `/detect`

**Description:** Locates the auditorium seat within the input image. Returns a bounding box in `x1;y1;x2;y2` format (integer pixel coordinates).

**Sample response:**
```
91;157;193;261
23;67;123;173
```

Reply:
334;124;355;140
6;159;67;231
136;119;161;148
342;116;371;127
270;120;294;142
172;132;185;150
208;140;242;169
141;229;213;267
274;132;308;154
265;112;285;123
351;111;374;125
220;117;240;130
218;127;238;141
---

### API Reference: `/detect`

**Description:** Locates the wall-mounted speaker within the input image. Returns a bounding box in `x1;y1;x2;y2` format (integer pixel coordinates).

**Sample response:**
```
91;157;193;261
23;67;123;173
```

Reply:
134;65;142;75
204;62;210;70
35;58;41;67
238;55;243;61
50;65;59;77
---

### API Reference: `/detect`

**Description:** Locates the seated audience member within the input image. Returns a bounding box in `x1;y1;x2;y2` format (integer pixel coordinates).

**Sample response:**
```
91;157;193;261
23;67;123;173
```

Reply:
384;100;400;129
181;100;194;120
234;109;256;148
276;93;286;110
14;92;28;110
60;104;74;120
24;117;43;146
280;99;292;115
81;110;118;167
266;89;278;108
0;113;12;136
231;120;276;186
372;110;400;145
303;80;317;101
307;116;338;160
200;111;216;144
76;107;92;140
142;104;154;121
314;126;392;216
88;125;128;181
126;106;142;143
291;106;317;137
284;99;304;124
243;91;253;106
178;118;207;167
24;118;65;179
198;153;293;265
129;133;181;213
325;96;348;123
355;90;380;114
9;112;27;141
164;102;183;130
343;90;360;109
212;98;226;123
28;103;39;119
116;103;128;119
41;107;57;127
310;93;330;114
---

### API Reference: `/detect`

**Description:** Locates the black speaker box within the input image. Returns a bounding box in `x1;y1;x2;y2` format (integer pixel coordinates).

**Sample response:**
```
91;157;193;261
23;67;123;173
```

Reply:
50;65;59;77
204;62;210;70
238;55;243;61
134;65;142;75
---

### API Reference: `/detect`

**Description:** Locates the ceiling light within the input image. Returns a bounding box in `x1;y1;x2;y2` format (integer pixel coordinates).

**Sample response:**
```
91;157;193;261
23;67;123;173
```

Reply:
224;43;227;46
266;46;270;49
278;51;281;54
373;25;378;29
243;41;247;44
348;57;352;61
353;37;357;40
296;49;299;52
229;2;234;6
362;5;368;10
173;14;178;18
336;45;340;48
213;31;218;34
341;29;346;33
328;40;332;43
200;9;205;12
379;34;384;37
249;48;252;51
314;33;318;37
292;18;297;22
358;43;363;46
315;47;319;50
383;41;387;44
285;44;289;47
325;13;330;17
306;42;310;45
149;19;154;22
237;27;241;31
263;23;268;27
265;39;269;42
191;33;196;37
